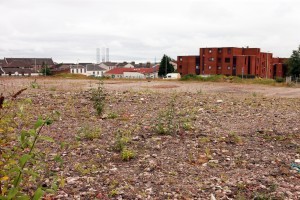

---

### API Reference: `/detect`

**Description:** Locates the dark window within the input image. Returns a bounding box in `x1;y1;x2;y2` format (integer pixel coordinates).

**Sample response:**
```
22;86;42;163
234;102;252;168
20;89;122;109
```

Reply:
218;48;222;53
227;48;231;54
225;58;231;63
179;65;182;69
208;57;215;61
217;66;221;70
217;58;222;62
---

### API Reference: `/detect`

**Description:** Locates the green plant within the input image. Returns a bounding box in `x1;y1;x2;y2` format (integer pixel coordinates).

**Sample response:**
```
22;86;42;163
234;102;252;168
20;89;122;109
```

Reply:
76;125;101;141
0;115;60;199
182;122;192;130
113;129;131;152
91;81;106;115
30;79;40;89
226;132;243;144
155;95;178;135
121;148;135;161
107;112;119;119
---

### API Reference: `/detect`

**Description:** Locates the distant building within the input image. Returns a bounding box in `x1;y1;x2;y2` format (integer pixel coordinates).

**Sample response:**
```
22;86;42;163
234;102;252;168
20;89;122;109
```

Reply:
70;64;106;77
177;47;288;78
0;57;54;76
105;65;159;79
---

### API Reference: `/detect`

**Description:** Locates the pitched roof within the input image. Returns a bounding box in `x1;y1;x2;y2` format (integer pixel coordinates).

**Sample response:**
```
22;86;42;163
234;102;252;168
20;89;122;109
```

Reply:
101;62;118;67
86;64;106;71
70;65;85;69
2;67;35;74
4;58;54;66
105;66;159;75
5;60;32;68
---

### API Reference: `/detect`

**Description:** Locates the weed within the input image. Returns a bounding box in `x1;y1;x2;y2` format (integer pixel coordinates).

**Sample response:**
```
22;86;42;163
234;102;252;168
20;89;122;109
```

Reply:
155;94;178;135
76;125;101;141
121;148;135;161
30;79;40;89
182;122;192;130
91;81;106;115
226;132;243;145
199;137;211;144
107;112;119;119
113;129;131;152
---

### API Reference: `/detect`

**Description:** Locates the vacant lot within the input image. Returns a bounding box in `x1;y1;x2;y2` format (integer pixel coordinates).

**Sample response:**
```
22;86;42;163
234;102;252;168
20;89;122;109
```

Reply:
1;77;300;199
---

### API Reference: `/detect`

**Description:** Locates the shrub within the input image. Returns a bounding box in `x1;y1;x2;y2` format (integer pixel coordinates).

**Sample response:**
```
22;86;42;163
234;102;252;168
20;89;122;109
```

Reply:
121;148;135;161
91;81;106;115
275;77;284;83
76;125;101;141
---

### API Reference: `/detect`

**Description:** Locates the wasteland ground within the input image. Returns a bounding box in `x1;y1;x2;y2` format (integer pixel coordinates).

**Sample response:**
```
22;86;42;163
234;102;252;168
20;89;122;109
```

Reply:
1;77;300;199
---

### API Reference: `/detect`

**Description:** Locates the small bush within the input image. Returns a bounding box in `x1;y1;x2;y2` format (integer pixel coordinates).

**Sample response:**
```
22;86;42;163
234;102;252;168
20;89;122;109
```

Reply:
275;77;284;83
76;126;101;140
91;81;106;115
121;148;135;161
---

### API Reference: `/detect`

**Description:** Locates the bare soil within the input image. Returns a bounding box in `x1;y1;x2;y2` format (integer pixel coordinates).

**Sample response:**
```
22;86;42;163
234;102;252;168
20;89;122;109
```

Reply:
1;77;300;199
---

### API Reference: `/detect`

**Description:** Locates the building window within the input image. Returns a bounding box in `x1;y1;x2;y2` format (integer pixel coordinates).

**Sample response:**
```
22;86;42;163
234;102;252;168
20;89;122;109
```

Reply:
179;65;182;69
208;66;212;70
217;58;221;62
208;49;212;53
196;65;199;69
225;58;230;63
218;66;221;70
179;57;182;61
227;66;231;70
227;48;231;54
208;57;215;61
71;69;74;73
218;48;222;53
93;71;95;75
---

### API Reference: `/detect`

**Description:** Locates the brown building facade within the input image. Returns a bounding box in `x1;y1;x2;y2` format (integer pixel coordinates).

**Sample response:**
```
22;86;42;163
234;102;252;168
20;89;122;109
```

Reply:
178;47;287;79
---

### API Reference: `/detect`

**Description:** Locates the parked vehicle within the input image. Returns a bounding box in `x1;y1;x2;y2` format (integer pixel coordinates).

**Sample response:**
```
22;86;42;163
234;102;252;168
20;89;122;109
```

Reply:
163;73;181;79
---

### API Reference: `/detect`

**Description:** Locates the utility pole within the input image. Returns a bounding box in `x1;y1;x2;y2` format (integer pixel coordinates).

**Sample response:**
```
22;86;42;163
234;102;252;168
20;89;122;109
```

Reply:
165;55;167;76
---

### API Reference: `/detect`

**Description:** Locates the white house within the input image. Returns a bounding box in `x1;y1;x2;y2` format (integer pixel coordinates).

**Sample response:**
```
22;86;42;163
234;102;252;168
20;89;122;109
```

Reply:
86;64;106;77
0;67;39;76
117;62;135;68
70;65;86;75
99;62;118;70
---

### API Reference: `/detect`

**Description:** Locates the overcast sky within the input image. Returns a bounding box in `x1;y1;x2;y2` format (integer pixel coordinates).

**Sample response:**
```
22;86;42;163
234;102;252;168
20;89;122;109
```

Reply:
0;0;299;63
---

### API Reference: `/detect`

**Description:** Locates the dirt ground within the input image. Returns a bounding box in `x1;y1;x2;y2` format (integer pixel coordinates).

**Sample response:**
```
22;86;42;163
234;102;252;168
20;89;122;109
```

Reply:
1;77;300;199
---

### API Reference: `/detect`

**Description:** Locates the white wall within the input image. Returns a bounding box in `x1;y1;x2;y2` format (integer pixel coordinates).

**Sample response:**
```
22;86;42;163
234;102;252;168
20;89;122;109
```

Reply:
124;72;145;79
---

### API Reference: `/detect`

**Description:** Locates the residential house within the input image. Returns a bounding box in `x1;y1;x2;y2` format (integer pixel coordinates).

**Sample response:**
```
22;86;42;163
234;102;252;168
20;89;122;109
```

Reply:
116;62;134;68
105;65;159;79
86;64;106;77
0;57;54;76
99;62;118;70
70;65;86;75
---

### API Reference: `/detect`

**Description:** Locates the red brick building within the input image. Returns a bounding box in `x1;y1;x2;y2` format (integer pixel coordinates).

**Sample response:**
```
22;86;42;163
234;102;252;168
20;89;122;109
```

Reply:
177;47;287;78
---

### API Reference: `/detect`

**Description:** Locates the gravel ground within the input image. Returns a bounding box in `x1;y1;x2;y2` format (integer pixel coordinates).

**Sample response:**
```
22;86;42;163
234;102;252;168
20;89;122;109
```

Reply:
1;77;300;199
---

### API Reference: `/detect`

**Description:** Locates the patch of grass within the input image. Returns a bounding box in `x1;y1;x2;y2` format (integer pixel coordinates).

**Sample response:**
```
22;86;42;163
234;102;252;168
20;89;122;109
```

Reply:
76;125;101;141
199;137;211;144
155;94;178;135
107;112;119;119
113;129;131;152
226;132;243;145
121;148;135;161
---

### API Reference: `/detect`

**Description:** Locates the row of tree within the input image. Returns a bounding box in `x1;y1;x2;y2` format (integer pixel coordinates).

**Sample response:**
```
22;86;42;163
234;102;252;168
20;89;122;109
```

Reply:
287;46;300;77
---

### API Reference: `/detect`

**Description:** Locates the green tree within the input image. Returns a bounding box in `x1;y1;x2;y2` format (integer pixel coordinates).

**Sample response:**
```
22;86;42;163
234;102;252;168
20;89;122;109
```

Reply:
40;62;52;76
287;45;300;77
158;55;174;77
